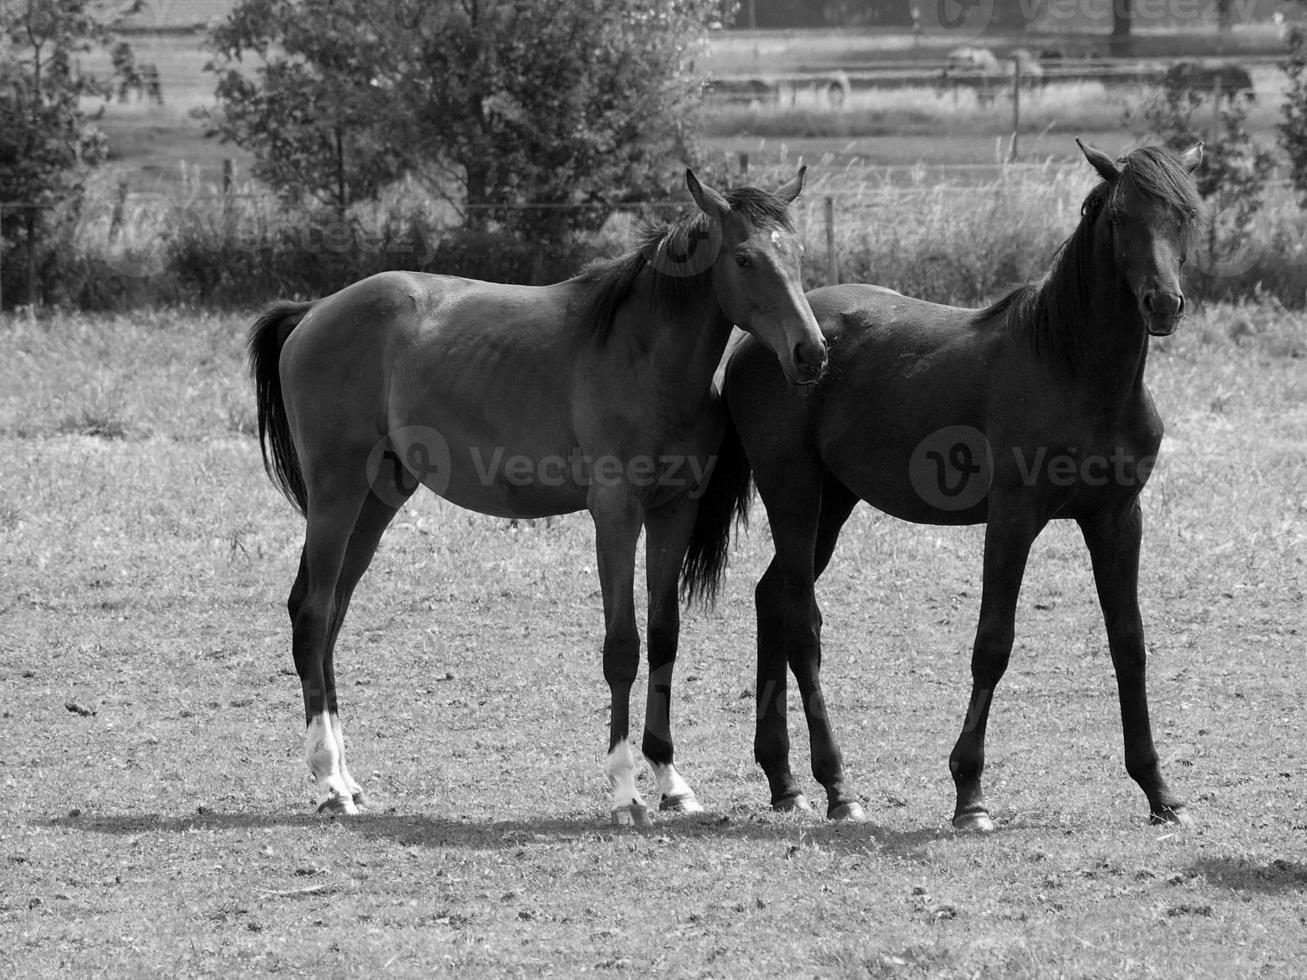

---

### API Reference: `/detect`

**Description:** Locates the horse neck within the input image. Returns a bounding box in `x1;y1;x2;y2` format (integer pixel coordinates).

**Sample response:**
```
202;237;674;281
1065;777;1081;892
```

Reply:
628;268;734;410
1037;219;1152;401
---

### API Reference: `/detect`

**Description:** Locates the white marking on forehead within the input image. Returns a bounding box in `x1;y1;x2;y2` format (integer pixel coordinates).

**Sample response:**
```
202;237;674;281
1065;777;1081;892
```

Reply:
770;230;782;245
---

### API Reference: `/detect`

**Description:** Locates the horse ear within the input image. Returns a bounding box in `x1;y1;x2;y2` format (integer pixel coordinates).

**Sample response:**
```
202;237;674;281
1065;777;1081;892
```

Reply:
1076;138;1120;182
775;165;807;204
1178;141;1204;173
686;169;730;221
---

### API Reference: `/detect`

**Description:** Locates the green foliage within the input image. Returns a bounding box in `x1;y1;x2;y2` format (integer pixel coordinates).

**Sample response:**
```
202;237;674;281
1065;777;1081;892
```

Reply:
203;0;726;237
203;0;403;213
1279;26;1307;209
0;0;133;306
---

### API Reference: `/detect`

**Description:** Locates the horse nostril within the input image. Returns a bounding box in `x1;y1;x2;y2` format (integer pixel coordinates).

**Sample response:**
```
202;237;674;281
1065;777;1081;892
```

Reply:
794;340;827;372
1142;292;1156;313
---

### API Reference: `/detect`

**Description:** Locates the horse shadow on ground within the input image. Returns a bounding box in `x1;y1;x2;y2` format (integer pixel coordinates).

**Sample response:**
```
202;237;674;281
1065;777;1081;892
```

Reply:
42;808;957;859
1186;855;1307;894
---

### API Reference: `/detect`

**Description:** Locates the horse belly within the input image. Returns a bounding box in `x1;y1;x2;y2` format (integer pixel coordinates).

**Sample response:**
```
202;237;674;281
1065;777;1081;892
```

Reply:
389;428;589;520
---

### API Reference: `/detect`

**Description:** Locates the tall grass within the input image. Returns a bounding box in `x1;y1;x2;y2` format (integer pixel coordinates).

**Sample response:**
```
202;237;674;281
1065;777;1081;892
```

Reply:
6;157;1307;310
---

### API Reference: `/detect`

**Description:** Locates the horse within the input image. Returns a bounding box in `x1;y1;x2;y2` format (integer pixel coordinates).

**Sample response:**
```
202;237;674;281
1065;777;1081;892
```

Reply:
248;169;827;823
684;141;1204;830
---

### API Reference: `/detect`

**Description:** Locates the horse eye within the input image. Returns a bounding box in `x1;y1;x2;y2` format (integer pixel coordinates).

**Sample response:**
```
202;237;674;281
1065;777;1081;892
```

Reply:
735;255;753;269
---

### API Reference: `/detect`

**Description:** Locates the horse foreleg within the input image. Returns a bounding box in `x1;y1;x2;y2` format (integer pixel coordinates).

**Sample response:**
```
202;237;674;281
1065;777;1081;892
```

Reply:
642;497;703;813
949;500;1042;832
1079;501;1191;827
591;488;648;826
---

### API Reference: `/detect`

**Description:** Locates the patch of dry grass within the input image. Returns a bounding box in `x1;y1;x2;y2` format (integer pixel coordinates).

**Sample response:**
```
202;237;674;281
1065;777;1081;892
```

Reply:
0;306;1302;976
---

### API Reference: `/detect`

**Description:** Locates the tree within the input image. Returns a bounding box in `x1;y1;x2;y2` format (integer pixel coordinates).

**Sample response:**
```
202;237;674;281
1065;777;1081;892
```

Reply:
1111;0;1133;54
1135;73;1274;277
203;0;403;214
1280;26;1307;209
204;0;727;237
0;0;130;306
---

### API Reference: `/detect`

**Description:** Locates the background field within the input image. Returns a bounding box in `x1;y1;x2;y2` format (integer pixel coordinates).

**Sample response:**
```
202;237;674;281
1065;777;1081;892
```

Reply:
2;18;1305;979
0;302;1303;975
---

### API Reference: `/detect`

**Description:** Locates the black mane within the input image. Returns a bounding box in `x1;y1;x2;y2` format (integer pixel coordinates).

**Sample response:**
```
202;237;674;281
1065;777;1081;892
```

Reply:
980;145;1202;368
579;186;795;342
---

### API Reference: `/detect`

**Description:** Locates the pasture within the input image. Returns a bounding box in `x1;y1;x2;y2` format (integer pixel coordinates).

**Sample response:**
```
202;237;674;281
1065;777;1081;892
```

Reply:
1;301;1303;976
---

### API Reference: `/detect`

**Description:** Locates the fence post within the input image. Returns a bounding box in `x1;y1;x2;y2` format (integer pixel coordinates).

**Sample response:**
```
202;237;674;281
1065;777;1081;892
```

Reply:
1010;57;1021;163
1211;75;1223;141
824;195;838;286
738;151;749;178
109;180;128;242
26;208;37;310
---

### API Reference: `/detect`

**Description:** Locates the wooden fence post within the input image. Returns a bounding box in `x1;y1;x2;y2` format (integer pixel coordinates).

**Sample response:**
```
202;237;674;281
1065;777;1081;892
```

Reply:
1011;57;1021;163
109;180;128;242
824;195;838;286
738;151;749;178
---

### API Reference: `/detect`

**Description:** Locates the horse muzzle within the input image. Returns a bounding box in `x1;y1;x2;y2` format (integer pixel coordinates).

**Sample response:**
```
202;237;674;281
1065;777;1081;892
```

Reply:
1141;289;1184;337
790;337;829;385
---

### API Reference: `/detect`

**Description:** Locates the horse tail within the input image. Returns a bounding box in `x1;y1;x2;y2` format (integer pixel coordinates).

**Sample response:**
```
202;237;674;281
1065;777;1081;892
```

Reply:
680;400;754;607
248;300;315;515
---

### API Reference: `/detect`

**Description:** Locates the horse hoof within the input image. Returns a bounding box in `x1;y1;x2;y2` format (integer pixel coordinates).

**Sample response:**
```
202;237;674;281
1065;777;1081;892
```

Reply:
1150;805;1194;828
659;792;704;814
317;794;359;817
351;790;368;809
611;803;652;827
829;801;868;823
773;794;813;814
952;810;995;833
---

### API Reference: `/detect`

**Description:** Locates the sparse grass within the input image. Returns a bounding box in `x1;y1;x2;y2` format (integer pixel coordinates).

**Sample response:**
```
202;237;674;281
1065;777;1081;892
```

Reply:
0;305;1303;975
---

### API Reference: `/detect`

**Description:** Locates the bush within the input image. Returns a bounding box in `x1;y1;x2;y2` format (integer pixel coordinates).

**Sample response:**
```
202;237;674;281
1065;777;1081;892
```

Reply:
14;161;1307;313
1130;73;1276;278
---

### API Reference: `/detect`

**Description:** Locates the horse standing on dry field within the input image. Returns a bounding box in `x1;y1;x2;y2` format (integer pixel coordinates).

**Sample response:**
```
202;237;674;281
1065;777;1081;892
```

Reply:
686;141;1204;829
249;170;827;823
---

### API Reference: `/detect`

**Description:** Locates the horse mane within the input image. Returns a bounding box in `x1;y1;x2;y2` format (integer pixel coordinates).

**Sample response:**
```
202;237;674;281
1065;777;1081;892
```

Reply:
578;186;795;343
980;145;1202;369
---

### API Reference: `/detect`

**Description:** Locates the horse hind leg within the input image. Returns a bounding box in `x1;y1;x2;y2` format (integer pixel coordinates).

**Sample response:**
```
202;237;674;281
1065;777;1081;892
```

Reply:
290;456;409;816
320;460;416;810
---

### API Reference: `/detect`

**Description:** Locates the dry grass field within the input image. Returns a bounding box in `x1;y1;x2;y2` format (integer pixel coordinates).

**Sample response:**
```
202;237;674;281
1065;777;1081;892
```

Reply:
0;300;1303;977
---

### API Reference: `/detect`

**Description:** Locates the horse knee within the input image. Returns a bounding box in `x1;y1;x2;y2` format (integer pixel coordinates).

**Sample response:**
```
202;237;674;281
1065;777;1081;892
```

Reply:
646;614;679;665
602;636;640;690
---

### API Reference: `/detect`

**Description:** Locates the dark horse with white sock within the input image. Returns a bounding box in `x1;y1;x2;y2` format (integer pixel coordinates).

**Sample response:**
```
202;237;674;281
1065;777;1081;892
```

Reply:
249;170;826;822
684;141;1204;829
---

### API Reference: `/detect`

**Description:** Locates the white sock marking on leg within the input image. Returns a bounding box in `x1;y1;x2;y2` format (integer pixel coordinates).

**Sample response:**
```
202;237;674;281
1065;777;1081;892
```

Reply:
305;713;355;812
651;762;692;801
604;739;646;811
329;711;363;800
